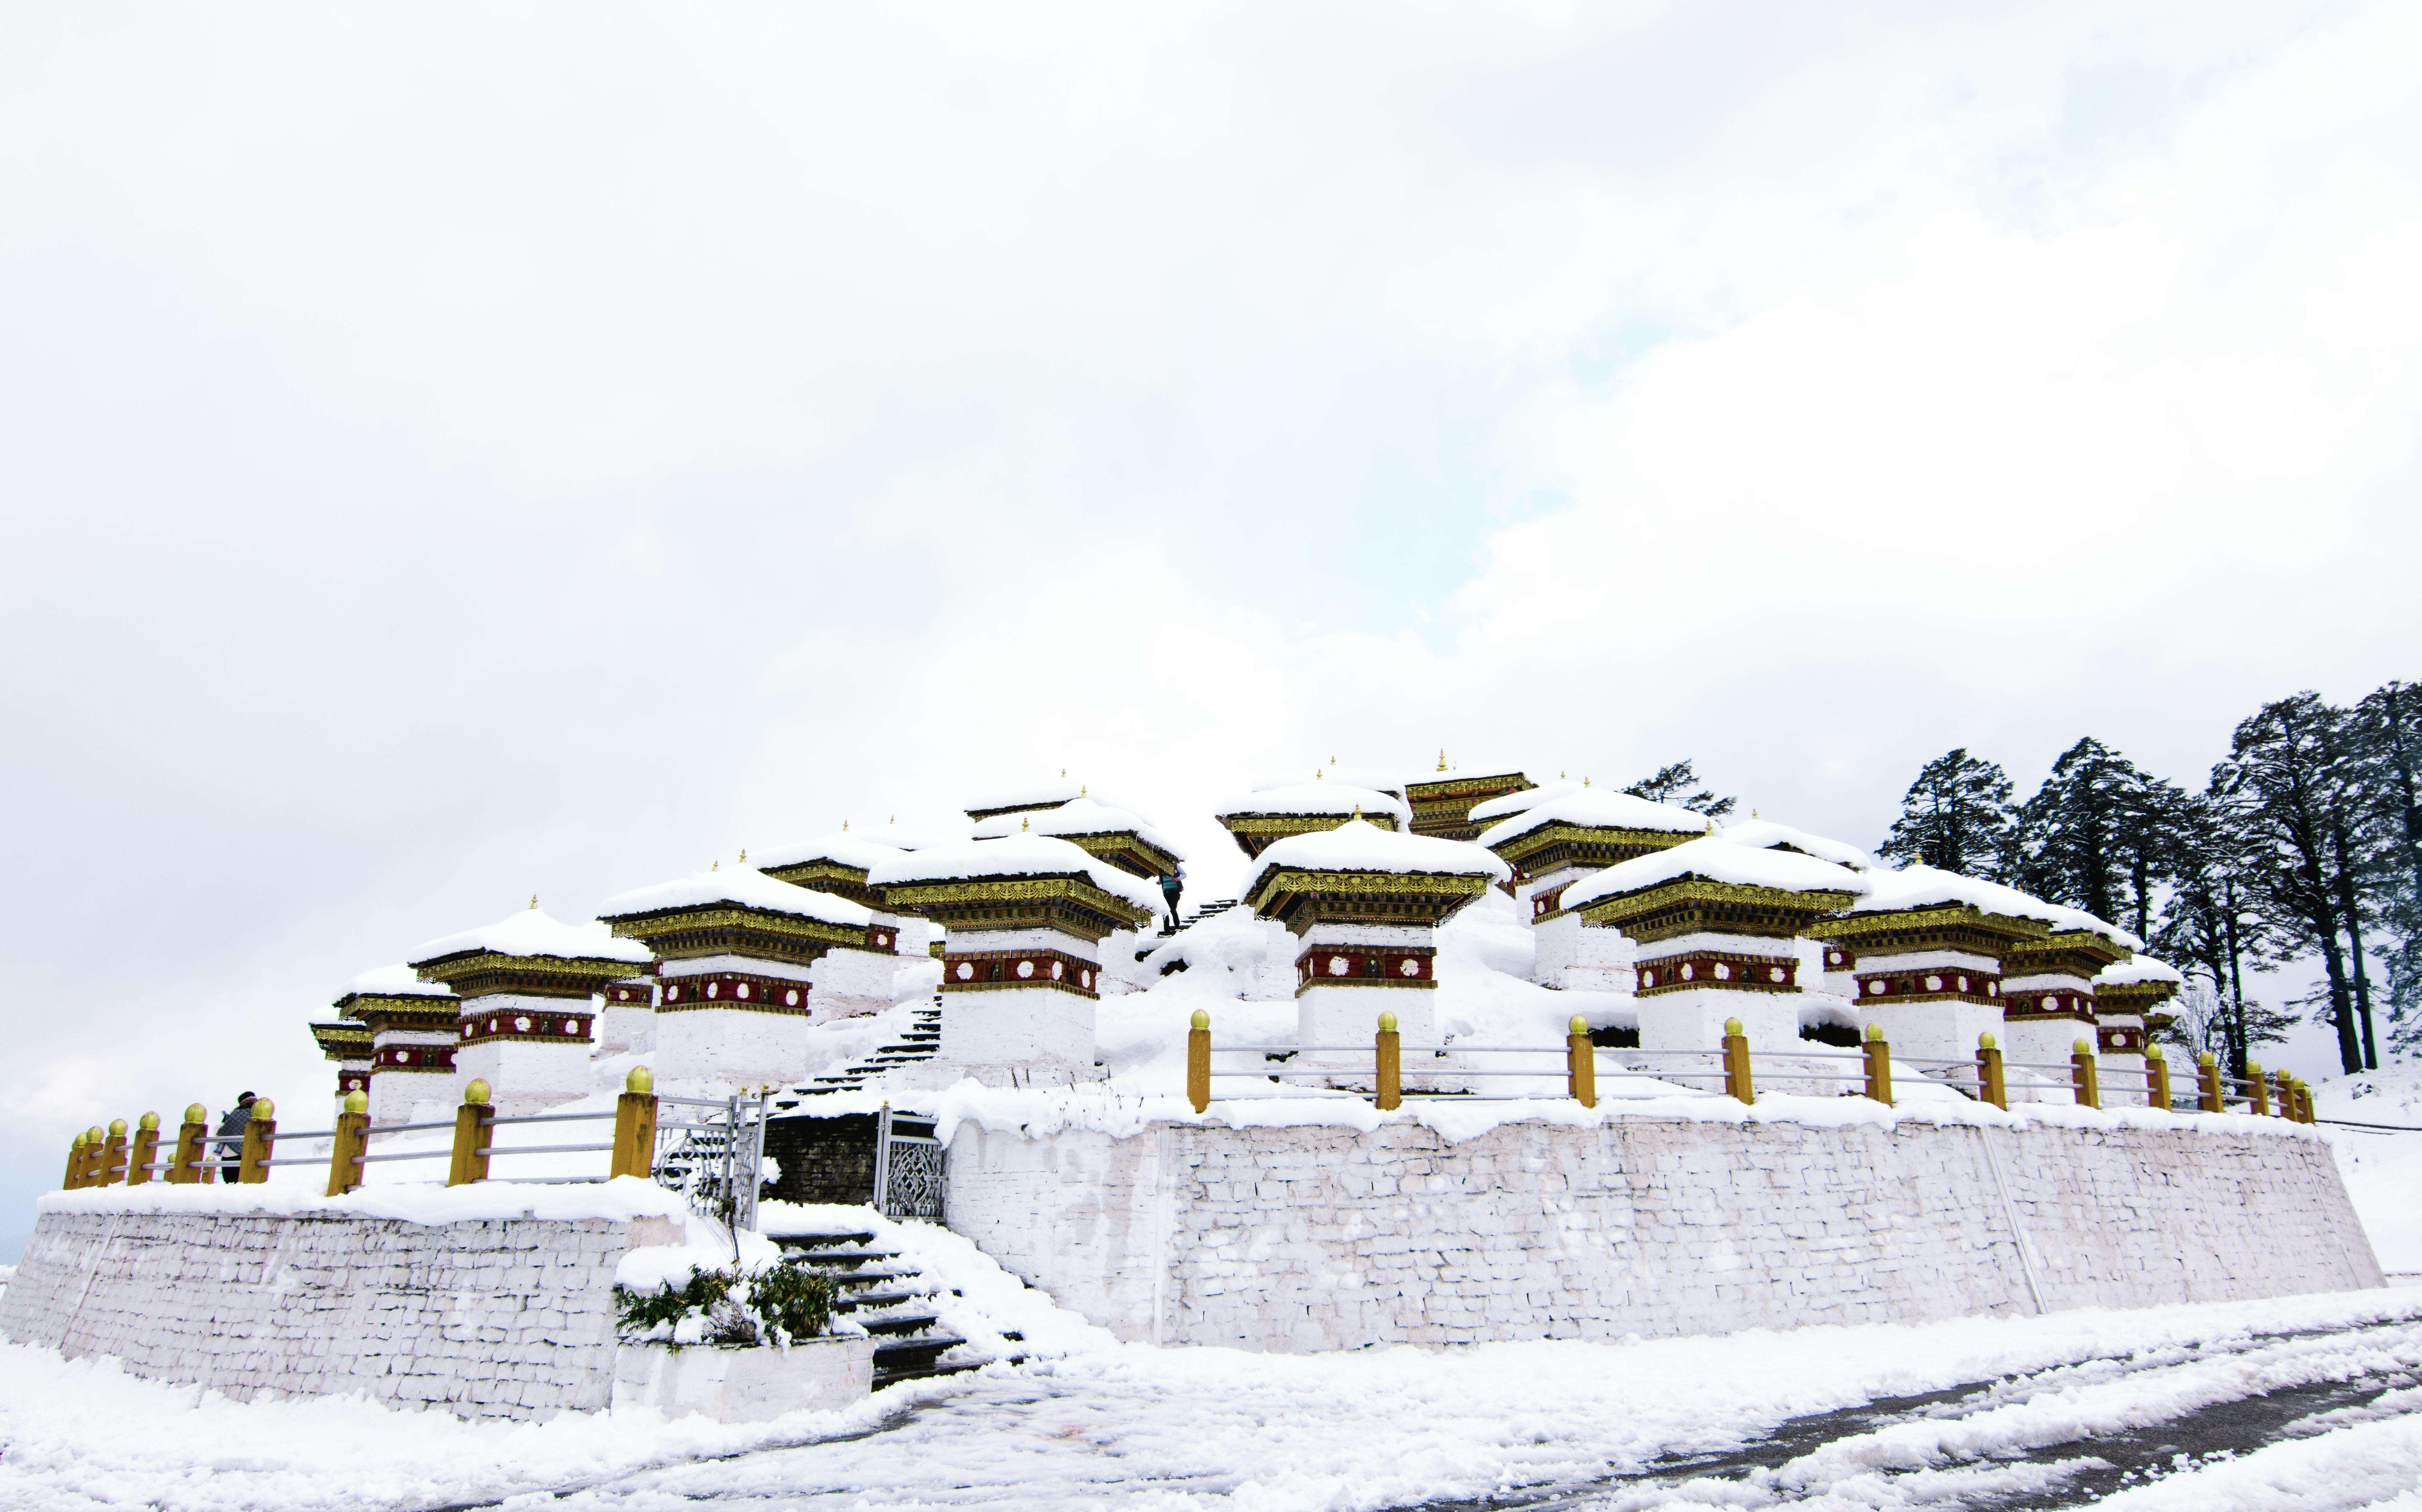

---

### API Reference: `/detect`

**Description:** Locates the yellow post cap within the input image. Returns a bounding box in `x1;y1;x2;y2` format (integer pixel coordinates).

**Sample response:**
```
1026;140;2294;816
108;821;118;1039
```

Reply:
69;1130;86;1148
1570;1016;1590;1036
184;1103;207;1125
1378;1011;1399;1032
1978;1032;1997;1051
138;1111;159;1131
2248;1061;2263;1074
1724;1018;1744;1038
1188;1009;1211;1031
625;1066;654;1095
2073;1039;2092;1055
1864;1023;1883;1042
2145;1044;2164;1060
251;1098;274;1121
87;1125;105;1143
343;1090;368;1115
108;1118;127;1137
464;1079;492;1106
2198;1051;2217;1066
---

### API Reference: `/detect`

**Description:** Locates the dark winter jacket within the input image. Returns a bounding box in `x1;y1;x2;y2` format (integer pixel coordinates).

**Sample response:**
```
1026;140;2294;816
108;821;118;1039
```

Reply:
216;1105;252;1148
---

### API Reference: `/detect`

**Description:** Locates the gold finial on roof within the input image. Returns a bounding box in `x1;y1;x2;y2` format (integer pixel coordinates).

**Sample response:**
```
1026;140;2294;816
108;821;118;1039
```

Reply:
842;819;849;830
1080;784;1087;797
711;859;719;870
1437;748;1448;772
1061;768;1066;778
1351;804;1362;820
528;894;537;910
738;848;746;863
1021;816;1029;831
1583;775;1590;786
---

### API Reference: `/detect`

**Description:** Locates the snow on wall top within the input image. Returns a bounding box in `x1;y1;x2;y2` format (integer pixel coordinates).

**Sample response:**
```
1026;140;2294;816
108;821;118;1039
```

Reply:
751;831;908;874
1214;780;1415;825
341;962;455;1000
408;907;654;967
1467;779;1581;825
1561;834;1868;911
2098;954;2185;986
1850;865;2141;948
970;797;1185;861
869;835;1168;915
1717;818;1876;871
596;865;874;928
1475;790;1711;849
1243;818;1512;894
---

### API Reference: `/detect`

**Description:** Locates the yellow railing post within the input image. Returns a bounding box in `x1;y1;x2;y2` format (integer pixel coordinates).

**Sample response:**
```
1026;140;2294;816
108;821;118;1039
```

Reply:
126;1112;160;1186
101;1120;130;1185
1722;1017;1754;1105
1567;1016;1596;1109
62;1131;86;1190
1375;1013;1402;1111
1187;1013;1211;1114
2146;1046;2172;1112
1977;1032;2007;1110
610;1067;659;1179
166;1104;207;1183
2196;1053;2223;1113
2294;1078;2314;1124
78;1126;105;1187
2247;1062;2269;1117
1862;1024;1893;1106
2070;1040;2100;1110
2273;1069;2294;1119
326;1091;369;1196
238;1099;277;1183
449;1079;493;1186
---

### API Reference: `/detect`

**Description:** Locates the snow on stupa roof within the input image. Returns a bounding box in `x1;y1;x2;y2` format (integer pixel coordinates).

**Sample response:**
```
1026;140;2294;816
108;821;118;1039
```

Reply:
1717;818;1875;871
868;834;1167;915
965;780;1084;817
1242;819;1511;895
1467;779;1581;825
2097;955;2184;986
1408;761;1533;788
752;831;908;875
1475;790;1709;849
597;866;874;928
1562;834;1867;912
1214;781;1413;826
1850;865;2139;948
970;797;1185;860
340;962;455;1000
408;907;653;968
1252;764;1409;798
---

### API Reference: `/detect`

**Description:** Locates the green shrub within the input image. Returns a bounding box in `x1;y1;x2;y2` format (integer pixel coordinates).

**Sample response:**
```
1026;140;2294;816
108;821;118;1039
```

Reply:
616;1261;835;1348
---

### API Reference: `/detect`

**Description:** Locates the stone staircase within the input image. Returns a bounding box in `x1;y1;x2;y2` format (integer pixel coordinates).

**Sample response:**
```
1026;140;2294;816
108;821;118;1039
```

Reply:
1159;897;1240;937
773;1227;1020;1387
785;1001;942;1099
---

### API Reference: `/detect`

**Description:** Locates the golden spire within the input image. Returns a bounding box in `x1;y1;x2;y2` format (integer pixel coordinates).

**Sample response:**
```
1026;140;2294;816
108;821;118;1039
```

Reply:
842;819;849;830
1080;784;1087;798
1437;748;1448;772
738;847;747;863
1583;775;1590;786
1021;816;1030;831
1351;804;1363;820
711;859;719;870
528;894;537;910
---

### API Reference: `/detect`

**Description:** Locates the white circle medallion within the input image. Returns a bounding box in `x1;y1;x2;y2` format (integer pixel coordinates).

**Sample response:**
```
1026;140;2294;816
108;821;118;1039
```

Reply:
1329;956;1348;976
1925;975;1943;992
956;963;975;980
1051;961;1064;980
786;989;799;1006
1400;957;1419;977
1770;966;1786;983
514;1016;531;1032
1018;960;1036;979
1713;962;1730;981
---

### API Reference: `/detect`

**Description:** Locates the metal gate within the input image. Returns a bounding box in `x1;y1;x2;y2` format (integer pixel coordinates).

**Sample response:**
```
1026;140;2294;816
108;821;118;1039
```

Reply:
871;1104;944;1221
652;1091;770;1230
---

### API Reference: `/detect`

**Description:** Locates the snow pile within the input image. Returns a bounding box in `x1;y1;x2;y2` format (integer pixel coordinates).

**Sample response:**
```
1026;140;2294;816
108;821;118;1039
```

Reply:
2315;1061;2422;1275
1466;778;1580;824
751;830;906;875
408;907;653;967
1212;779;1413;827
1563;834;1868;911
1241;818;1510;892
2100;954;2188;986
867;836;1166;917
969;796;1185;861
596;866;873;927
37;1174;690;1227
338;963;456;1000
1473;788;1709;849
1717;816;1877;870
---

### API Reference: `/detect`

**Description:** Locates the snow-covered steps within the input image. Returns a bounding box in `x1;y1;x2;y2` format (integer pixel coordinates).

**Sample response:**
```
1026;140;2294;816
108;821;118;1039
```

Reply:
772;1227;1023;1388
791;1002;941;1096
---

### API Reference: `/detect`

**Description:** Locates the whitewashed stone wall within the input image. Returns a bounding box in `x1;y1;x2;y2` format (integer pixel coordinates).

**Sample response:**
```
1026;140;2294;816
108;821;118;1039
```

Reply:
946;1115;2382;1351
0;1209;666;1419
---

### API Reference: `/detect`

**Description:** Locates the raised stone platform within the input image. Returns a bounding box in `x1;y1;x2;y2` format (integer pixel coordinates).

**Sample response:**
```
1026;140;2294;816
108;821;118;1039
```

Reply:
942;1110;2381;1351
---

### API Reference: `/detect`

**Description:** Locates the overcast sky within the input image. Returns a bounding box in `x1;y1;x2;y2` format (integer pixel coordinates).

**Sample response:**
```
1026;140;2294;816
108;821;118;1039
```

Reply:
4;2;2416;1257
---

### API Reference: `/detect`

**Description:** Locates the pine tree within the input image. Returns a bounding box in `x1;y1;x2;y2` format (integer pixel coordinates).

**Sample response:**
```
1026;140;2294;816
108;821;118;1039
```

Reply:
2154;789;2283;1077
2218;693;2369;1073
2004;737;2181;935
2354;681;2422;1051
1623;760;1736;818
1877;748;2013;874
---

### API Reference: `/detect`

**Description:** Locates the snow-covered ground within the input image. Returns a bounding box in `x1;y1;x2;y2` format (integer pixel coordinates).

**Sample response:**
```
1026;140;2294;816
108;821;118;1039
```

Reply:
2315;1060;2422;1277
5;1285;2421;1510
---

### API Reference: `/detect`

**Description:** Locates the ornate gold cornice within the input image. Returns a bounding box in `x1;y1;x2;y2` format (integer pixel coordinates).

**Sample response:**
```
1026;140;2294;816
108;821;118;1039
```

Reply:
882;874;1153;934
1488;824;1694;867
605;904;862;955
1805;905;2049;944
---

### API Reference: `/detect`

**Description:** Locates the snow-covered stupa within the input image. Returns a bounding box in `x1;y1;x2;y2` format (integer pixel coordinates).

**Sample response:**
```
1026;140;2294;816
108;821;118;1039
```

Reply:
1478;787;1708;990
1403;758;1535;841
333;963;463;1125
406;905;653;1117
1212;775;1415;858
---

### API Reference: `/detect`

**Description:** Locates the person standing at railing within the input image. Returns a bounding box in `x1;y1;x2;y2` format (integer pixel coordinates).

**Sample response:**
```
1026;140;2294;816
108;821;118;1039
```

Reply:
215;1092;255;1184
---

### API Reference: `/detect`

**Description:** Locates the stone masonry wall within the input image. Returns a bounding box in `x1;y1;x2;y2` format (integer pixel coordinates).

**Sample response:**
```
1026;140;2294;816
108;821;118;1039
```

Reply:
0;1209;657;1419
944;1115;2382;1351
